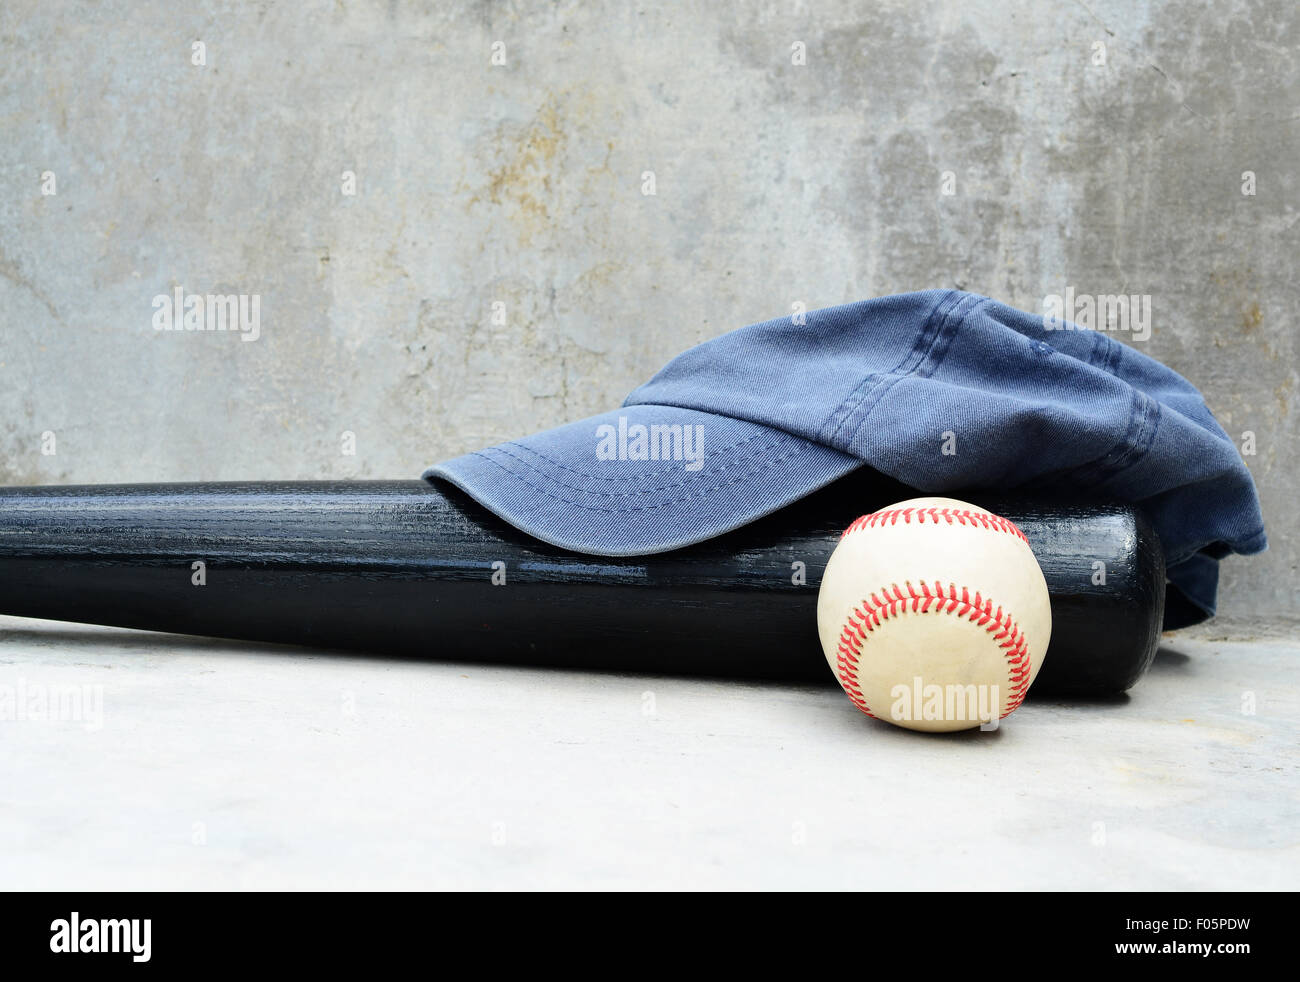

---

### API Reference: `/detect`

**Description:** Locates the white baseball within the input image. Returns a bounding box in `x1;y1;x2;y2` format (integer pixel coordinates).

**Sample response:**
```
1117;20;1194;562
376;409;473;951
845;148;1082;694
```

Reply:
816;496;1052;732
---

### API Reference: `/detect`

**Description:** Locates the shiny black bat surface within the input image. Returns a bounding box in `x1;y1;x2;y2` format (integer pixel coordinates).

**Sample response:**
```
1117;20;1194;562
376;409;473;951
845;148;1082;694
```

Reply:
0;470;1164;694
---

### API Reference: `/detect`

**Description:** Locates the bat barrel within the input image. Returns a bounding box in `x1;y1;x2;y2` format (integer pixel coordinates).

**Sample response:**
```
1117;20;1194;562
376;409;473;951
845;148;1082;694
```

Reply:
0;476;1164;693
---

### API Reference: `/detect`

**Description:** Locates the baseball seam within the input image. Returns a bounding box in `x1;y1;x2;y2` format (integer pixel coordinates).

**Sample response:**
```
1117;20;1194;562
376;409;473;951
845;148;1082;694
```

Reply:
834;580;1033;721
841;507;1029;544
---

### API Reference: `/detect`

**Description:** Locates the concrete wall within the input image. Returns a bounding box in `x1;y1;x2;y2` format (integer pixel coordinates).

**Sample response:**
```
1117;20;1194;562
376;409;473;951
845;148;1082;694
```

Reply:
1;1;1294;624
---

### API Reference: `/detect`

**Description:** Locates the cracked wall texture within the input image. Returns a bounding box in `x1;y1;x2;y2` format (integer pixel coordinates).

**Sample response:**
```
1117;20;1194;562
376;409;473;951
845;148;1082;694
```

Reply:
0;1;1295;625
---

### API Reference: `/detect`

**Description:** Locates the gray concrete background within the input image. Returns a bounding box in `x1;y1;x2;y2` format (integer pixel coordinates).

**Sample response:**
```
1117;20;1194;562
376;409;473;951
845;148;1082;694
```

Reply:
1;1;1295;625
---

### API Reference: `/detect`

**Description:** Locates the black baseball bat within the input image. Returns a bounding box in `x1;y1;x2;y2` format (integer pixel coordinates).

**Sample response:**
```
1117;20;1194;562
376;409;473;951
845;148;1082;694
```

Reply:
0;469;1164;694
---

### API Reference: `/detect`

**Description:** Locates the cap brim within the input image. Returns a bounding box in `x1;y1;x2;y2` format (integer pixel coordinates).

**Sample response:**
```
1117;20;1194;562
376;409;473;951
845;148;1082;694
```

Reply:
423;405;862;556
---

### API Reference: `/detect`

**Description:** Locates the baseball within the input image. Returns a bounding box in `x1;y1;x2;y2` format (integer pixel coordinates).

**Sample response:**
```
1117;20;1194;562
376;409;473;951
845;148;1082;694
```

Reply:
817;496;1052;732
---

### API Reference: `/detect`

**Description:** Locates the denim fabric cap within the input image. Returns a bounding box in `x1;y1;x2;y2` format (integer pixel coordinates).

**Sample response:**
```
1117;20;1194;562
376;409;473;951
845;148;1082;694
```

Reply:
424;290;1266;626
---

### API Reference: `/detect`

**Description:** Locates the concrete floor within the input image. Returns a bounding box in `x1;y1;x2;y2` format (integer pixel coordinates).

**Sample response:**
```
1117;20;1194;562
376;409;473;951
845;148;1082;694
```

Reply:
0;614;1295;890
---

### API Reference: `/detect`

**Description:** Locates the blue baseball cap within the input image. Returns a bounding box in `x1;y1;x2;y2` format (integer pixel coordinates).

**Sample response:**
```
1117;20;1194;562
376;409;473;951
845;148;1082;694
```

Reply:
424;290;1266;625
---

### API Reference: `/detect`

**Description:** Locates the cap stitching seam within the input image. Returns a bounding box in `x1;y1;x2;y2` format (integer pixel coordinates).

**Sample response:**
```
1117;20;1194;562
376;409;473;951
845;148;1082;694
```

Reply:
499;426;776;484
464;441;817;511
1056;389;1160;489
816;291;968;449
840;293;991;452
481;435;792;497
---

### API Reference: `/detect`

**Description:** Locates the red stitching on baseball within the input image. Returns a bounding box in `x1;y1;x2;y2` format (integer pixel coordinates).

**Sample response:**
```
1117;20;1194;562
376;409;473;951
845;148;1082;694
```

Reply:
834;580;1034;721
840;507;1029;544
